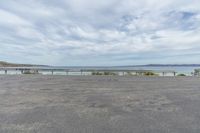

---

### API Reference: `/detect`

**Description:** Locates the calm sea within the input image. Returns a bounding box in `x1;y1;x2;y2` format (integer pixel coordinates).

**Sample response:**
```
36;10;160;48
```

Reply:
1;66;199;75
54;66;199;75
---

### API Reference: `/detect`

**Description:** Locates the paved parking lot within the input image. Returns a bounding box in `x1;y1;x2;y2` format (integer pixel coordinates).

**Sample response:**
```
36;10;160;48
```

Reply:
0;75;200;133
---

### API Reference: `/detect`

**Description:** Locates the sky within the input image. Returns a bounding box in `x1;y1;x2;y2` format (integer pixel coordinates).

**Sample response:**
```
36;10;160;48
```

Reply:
0;0;200;66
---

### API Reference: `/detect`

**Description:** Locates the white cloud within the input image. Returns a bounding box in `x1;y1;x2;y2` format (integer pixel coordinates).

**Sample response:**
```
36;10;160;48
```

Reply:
0;9;31;26
0;0;200;65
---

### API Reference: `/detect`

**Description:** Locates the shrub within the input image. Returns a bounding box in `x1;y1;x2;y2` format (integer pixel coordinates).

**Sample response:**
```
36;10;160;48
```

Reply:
92;72;103;75
22;70;39;74
92;72;117;75
144;72;157;76
126;72;135;76
23;71;32;74
103;72;116;75
177;74;186;76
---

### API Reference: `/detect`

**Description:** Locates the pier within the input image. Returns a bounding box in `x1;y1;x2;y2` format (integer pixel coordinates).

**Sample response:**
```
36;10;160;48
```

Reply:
0;67;178;76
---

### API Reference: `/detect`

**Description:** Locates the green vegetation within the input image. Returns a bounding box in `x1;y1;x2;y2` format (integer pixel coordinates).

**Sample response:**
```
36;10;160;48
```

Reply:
23;71;33;74
194;69;200;76
92;72;102;75
0;61;19;67
177;73;186;76
91;71;159;76
144;72;158;76
0;61;47;67
22;70;39;74
92;72;117;75
126;72;136;76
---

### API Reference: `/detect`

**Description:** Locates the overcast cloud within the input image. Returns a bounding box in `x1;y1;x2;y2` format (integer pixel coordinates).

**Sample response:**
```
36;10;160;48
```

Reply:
0;0;200;65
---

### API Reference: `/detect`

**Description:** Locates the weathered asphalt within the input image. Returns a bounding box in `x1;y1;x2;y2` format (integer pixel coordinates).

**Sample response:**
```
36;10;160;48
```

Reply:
0;75;200;133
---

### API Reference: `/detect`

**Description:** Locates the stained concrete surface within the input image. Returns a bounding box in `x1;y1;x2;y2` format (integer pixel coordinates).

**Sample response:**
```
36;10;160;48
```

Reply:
0;75;200;133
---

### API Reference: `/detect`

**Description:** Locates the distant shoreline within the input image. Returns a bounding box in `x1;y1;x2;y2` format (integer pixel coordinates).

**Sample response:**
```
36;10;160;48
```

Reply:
0;61;48;67
1;61;200;68
119;64;200;67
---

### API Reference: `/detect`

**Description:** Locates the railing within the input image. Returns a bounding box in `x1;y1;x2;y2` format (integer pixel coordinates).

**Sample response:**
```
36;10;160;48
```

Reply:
0;67;178;76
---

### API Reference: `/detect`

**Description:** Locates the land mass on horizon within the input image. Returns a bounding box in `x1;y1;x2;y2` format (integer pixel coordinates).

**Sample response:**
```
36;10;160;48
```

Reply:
0;61;48;67
1;61;200;67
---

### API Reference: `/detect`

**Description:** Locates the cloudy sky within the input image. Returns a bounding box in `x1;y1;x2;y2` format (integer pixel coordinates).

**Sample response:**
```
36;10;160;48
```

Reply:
0;0;200;66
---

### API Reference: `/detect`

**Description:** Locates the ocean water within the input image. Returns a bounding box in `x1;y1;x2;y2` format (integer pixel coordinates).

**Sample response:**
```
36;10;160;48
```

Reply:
0;66;199;76
44;66;200;76
113;66;199;75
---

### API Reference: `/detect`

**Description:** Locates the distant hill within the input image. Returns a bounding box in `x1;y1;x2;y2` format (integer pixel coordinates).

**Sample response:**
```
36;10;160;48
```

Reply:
0;61;48;67
116;64;200;67
1;61;200;67
144;64;200;67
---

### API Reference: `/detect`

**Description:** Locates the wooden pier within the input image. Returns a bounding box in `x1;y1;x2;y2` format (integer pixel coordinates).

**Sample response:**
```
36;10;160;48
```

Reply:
0;67;178;76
